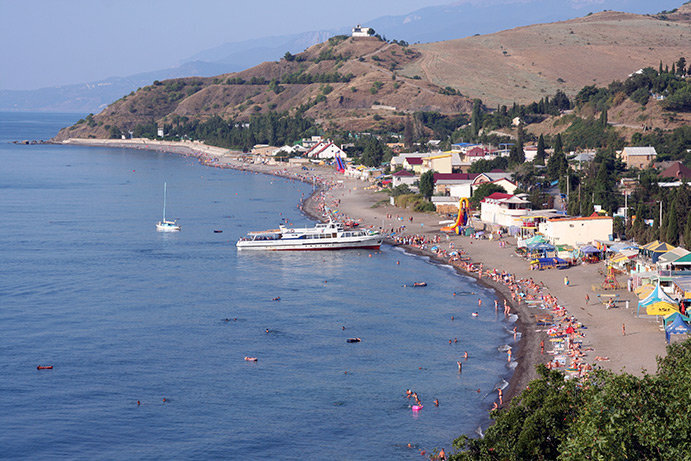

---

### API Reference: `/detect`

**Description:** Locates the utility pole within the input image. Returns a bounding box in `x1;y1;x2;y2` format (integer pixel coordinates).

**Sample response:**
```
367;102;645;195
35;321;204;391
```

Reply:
660;200;663;225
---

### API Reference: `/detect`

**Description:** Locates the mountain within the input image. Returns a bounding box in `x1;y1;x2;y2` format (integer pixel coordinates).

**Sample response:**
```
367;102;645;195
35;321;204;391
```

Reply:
401;7;691;106
54;37;472;140
4;0;683;113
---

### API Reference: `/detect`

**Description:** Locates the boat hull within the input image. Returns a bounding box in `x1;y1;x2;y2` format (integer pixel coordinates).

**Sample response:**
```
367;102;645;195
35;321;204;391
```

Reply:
236;236;383;251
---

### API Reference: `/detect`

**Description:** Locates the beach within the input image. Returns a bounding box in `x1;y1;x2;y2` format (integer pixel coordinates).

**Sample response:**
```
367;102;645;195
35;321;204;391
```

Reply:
60;137;669;405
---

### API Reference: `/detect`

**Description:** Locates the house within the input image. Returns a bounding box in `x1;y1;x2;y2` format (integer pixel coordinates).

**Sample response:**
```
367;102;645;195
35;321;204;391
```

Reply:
537;215;613;247
422;153;453;174
305;141;348;160
251;144;280;156
523;145;538;162
391;169;416;188
660;161;691;180
434;173;479;196
403;156;424;173
432;196;462;214
472;171;513;186
619;146;657;169
352;25;373;37
480;193;531;228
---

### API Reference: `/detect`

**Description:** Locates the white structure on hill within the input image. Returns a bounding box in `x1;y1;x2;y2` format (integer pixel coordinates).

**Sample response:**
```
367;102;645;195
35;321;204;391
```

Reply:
480;193;531;228
352;25;373;37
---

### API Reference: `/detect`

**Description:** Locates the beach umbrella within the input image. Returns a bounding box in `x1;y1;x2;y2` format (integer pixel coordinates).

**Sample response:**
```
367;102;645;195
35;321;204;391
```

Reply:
646;301;678;316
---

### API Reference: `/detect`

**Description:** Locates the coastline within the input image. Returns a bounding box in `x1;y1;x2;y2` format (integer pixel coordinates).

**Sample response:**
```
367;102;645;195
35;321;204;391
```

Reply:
57;137;667;409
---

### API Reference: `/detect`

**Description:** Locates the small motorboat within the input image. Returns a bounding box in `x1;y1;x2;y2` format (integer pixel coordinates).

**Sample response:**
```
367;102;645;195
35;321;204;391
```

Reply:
244;357;258;362
213;230;223;233
413;282;427;287
346;338;361;343
36;365;53;370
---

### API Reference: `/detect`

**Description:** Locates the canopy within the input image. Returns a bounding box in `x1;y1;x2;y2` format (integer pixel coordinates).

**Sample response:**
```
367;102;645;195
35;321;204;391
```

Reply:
665;315;691;343
525;235;547;245
580;245;601;254
639;282;677;307
647;301;678;316
635;284;655;298
528;242;556;252
671;253;691;268
663;312;691;327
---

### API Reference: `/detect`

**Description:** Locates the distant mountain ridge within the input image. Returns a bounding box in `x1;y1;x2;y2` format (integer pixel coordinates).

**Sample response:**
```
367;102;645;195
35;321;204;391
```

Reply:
3;0;683;113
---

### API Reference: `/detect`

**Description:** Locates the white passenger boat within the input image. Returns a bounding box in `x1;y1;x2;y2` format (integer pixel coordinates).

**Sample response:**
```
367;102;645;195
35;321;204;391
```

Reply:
236;220;383;251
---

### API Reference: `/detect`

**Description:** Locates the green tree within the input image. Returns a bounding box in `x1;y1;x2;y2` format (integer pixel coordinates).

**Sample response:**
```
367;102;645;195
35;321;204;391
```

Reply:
470;99;482;135
470;183;507;207
418;170;435;200
599;108;608;128
535;134;546;165
546;134;567;181
667;197;679;244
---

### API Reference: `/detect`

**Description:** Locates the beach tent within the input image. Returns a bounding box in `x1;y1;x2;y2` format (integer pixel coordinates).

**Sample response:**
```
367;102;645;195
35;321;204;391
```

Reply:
671;253;691;271
525;235;547;246
610;242;638;253
649;242;675;263
580;245;601;255
665;314;691;343
635;284;656;298
638;282;679;316
663;311;691;327
646;301;678;316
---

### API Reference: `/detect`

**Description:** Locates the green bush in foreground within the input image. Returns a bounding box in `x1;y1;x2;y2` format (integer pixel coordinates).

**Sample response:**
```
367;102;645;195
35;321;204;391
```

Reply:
451;339;691;460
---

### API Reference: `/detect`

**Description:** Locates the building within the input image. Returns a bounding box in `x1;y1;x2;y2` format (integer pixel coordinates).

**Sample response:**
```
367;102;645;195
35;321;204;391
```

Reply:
421;154;453;174
660;161;691;181
619;146;657;169
434;173;478;196
480;193;531;228
305;141;348;160
391;169;416;188
538;215;613;247
352;25;373;37
403;156;423;173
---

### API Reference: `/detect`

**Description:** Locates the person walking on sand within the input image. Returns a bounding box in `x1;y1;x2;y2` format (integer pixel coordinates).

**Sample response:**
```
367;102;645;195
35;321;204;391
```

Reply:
507;349;512;363
564;276;569;286
540;340;544;355
622;323;626;336
585;293;590;305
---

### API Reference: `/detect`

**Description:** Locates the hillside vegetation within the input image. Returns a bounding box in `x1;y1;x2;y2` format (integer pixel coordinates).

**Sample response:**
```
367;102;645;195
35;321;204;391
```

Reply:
55;36;471;141
404;6;691;106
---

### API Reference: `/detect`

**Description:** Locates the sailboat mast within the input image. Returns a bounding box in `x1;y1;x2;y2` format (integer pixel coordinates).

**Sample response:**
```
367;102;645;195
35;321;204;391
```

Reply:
163;182;167;222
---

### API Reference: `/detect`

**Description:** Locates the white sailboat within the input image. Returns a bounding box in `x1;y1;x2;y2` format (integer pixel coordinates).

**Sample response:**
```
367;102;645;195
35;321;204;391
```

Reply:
155;182;181;232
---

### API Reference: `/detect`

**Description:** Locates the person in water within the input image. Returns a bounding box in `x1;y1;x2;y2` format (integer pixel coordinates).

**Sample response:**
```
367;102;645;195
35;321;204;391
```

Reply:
433;399;439;407
457;361;463;373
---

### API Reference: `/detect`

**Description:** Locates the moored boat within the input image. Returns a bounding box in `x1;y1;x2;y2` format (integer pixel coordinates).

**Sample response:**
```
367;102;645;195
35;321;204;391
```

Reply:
236;220;383;251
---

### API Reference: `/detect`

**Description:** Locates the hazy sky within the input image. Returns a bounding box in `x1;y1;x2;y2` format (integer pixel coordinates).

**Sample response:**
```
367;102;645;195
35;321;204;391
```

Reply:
0;0;683;90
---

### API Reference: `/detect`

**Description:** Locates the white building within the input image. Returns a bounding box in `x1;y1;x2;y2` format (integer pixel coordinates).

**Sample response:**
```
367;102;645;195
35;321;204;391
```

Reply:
305;141;348;160
480;193;531;228
538;216;613;247
352;25;373;37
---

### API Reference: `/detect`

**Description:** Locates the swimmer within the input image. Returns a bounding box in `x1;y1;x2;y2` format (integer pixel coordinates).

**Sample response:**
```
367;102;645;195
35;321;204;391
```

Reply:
457;361;463;373
472;312;479;317
454;338;458;343
449;339;452;344
406;389;412;399
478;298;482;307
272;297;280;301
433;399;439;407
137;400;141;406
451;316;454;321
464;351;468;360
342;326;346;330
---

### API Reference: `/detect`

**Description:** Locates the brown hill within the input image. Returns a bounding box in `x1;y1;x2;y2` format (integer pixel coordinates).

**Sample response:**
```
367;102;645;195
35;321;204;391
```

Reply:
403;9;691;107
55;36;471;140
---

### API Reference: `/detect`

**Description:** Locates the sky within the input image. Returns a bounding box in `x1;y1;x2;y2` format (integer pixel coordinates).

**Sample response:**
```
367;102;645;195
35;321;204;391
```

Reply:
0;0;684;91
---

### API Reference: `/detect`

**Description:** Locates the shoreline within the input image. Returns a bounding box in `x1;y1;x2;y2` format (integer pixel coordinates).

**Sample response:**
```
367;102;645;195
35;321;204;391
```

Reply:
56;137;667;409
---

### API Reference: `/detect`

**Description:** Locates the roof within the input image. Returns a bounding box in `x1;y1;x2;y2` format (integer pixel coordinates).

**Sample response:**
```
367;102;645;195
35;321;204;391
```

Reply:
482;192;514;202
405;157;423;165
546;215;613;222
434;173;479;182
622;146;657;156
392;170;415;177
661;162;691;180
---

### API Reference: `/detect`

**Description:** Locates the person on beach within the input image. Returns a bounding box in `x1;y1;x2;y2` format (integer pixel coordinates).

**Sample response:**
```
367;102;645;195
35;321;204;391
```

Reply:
498;388;503;405
622;323;626;336
540;340;545;354
507;349;512;363
585;293;590;304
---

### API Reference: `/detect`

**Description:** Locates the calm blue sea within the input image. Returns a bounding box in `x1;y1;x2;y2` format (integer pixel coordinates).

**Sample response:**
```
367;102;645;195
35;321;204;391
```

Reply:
0;112;515;460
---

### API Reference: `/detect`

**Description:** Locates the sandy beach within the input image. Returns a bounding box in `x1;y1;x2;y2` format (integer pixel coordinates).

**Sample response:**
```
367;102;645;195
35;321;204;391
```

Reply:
59;137;669;404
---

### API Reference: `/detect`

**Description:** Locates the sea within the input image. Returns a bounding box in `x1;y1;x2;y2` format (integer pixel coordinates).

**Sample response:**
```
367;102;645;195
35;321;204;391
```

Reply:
0;112;516;460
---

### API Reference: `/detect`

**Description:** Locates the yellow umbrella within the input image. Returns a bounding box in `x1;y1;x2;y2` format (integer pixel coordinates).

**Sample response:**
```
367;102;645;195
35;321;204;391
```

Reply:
635;284;655;298
646;301;678;316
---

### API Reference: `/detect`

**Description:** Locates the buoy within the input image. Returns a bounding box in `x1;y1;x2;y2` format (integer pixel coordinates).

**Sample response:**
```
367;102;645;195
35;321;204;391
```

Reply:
36;365;53;370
